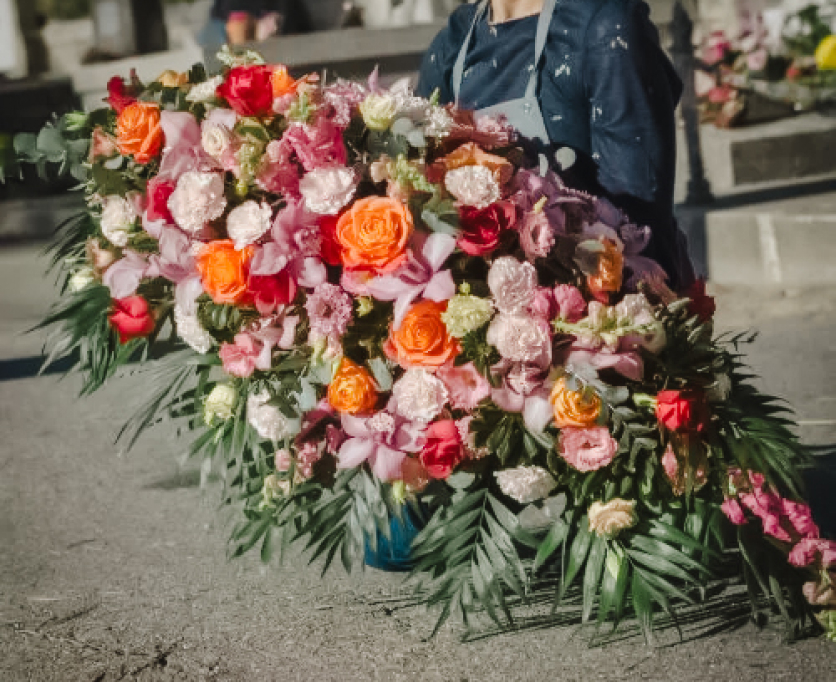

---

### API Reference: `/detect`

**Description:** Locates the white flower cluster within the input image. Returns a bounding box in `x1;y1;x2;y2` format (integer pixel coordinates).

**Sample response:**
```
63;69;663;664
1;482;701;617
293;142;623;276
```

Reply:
168;171;227;234
392;368;449;423
100;195;138;247
174;303;215;354
495;466;557;504
247;391;298;442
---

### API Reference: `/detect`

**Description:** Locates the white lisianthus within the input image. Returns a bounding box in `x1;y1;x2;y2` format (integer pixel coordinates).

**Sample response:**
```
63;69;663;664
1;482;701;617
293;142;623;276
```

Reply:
440;294;493;338
495;466;557;504
247;391;300;442
444;165;501;209
392;368;449;423
226;200;273;250
100;195;138;247
359;94;400;131
299;166;357;215
174;303;215;354
68;266;96;292
204;383;238;424
168;171;227;234
185;75;224;103
487;256;538;315
201;123;233;159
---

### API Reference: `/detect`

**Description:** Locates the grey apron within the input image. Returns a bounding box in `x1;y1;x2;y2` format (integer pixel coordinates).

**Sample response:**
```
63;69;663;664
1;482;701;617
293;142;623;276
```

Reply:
452;0;558;173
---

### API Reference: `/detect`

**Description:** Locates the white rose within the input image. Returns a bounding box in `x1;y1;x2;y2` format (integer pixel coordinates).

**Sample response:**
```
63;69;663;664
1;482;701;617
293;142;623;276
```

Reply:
487;314;551;365
226;200;273;250
201;123;233;159
444;165;501;209
487;256;538;315
299;166;357;215
174;303;215;354
392;368;449;423
204;383;238;424
185;75;224;103
100;195;138;247
168;171;227;235
495;466;557;504
247;390;300;442
359;94;400;131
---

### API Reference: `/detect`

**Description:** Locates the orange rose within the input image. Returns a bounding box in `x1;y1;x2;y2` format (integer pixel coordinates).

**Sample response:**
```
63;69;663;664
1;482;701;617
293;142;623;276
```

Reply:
388;300;460;369
327;358;378;414
196;240;254;305
442;142;513;184
116;102;163;164
587;239;624;299
550;378;601;428
336;196;413;273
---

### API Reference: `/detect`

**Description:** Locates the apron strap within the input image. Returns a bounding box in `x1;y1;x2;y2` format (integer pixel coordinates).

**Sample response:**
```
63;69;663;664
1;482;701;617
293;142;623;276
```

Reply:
452;1;489;105
526;0;558;99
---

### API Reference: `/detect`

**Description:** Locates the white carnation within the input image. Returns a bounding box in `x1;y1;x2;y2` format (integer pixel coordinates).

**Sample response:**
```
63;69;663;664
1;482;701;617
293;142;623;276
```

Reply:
247;390;299;442
486;314;551;364
226;200;273;250
299;166;357;215
168;171;227;234
174;303;214;354
444;165;501;209
487;256;538;315
392;368;449;423
100;195;137;247
185;75;224;103
495;466;557;504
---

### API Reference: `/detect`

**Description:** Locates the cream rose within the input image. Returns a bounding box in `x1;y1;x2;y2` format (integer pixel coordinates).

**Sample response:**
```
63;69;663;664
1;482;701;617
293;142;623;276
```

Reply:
359;94;399;131
201;123;233;159
588;498;638;538
204;383;238;424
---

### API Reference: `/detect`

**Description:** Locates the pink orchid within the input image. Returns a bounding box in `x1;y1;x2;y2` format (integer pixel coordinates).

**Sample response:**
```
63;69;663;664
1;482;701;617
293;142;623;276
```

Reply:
565;346;644;382
219;315;299;378
781;499;820;540
366;232;457;329
490;360;553;433
157;110;217;181
102;250;148;299
721;498;747;525
145;226;204;314
336;410;426;482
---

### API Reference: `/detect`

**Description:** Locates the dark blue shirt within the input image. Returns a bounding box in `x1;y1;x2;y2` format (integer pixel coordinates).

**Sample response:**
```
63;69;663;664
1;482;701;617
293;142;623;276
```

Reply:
417;0;694;290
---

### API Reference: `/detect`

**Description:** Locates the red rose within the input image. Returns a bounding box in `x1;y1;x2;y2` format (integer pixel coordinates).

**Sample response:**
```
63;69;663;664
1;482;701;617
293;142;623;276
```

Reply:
109;296;155;344
686;278;715;323
216;65;275;117
145;177;176;224
107;76;137;114
656;389;708;432
318;215;342;266
457;201;516;256
248;270;297;316
419;420;465;479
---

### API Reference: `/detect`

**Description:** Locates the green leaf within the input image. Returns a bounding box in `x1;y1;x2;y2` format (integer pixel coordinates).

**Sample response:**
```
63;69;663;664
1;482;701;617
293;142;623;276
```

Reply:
582;537;606;622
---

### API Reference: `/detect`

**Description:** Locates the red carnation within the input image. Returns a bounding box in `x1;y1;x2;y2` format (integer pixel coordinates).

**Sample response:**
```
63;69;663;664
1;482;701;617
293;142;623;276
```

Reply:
419;420;465;479
457;201;516;256
107;76;137;114
686;278;715;323
216;65;275;117
145;177;176;224
248;270;297;316
656;389;708;432
109;296;156;344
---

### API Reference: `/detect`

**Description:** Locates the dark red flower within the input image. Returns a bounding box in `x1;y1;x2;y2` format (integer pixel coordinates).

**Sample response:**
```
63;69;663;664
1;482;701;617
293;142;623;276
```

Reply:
248;270;297;316
656;389;709;432
145;177;176;224
419;420;465;479
107;76;137;114
457;201;516;256
686;278;715;322
216;65;275;117
109;296;155;344
318;215;342;266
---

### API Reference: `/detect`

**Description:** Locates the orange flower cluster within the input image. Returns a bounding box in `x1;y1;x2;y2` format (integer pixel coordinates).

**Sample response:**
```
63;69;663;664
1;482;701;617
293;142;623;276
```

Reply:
388;300;460;369
550;378;601;428
327;358;378;414
196;240;254;305
116;102;163;164
336;197;413;273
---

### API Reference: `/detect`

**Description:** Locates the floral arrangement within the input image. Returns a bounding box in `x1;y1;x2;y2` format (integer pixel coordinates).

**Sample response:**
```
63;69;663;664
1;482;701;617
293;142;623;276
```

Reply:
14;47;836;641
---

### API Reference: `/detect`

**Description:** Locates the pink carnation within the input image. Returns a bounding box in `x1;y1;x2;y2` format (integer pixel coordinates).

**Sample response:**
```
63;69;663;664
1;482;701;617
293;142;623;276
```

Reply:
437;362;491;411
305;282;353;339
553;284;586;322
558;427;618;472
219;332;271;378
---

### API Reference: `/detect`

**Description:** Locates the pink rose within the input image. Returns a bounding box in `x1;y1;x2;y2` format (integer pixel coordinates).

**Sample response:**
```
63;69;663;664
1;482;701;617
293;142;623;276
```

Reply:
553;284;586;322
721;498;747;525
518;211;555;261
558;427;618;472
419;420;465;479
437;362;491;411
146;177;177;224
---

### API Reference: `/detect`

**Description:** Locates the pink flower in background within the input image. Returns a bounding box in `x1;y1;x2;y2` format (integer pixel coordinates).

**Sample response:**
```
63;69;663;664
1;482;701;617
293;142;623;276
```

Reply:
305;282;353;340
703;31;731;65
553;284;586;322
103;250;148;299
721;498;747;525
558;427;618;472
781;499;819;539
336;410;426;481
437;362;490;411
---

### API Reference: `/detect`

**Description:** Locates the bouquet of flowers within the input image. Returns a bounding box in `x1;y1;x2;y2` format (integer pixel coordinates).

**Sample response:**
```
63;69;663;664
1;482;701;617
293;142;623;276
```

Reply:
14;47;836;641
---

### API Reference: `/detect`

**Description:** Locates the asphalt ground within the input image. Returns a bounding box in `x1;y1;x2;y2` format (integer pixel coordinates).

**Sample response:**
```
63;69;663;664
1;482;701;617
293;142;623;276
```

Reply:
1;245;836;681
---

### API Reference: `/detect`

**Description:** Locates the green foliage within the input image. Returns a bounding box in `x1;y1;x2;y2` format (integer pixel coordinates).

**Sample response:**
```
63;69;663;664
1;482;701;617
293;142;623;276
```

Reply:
456;324;499;379
9;116;89;183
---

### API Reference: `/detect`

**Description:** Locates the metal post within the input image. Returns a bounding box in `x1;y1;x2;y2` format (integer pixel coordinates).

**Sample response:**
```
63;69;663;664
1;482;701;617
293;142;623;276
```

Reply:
670;1;714;205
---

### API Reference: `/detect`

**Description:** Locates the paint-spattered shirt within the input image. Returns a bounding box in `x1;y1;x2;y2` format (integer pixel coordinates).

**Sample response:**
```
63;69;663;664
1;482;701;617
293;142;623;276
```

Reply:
416;0;695;290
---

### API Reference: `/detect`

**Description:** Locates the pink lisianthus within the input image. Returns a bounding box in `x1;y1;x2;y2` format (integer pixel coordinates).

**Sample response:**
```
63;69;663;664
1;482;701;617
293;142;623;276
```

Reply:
518;210;555;261
103;250;149;299
256;139;301;197
721;498;747;525
281;117;347;171
437;362;491;411
553;284;586;322
558;427;618;472
490;361;553;433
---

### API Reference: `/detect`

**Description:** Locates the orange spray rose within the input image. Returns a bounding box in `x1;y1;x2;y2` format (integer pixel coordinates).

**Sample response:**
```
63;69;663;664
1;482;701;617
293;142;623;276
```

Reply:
388;300;460;369
587;238;624;299
550;378;601;428
335;196;413;273
196;240;254;305
116;102;163;164
327;358;379;414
